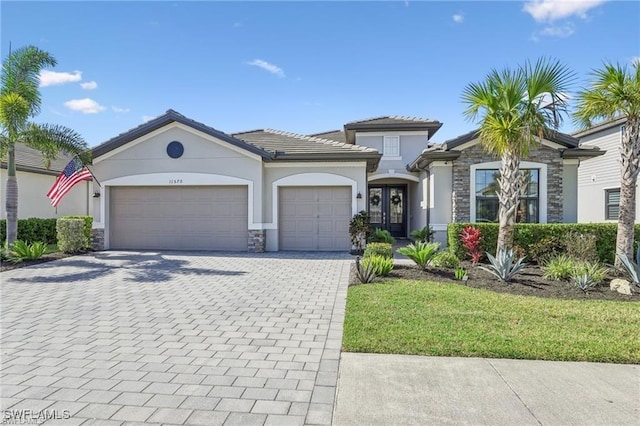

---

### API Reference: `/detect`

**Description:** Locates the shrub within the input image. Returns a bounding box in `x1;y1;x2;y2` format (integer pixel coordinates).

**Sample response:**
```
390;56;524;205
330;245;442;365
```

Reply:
431;251;460;268
349;211;371;253
571;262;607;293
354;256;376;284
397;241;440;270
364;242;393;259
479;248;527;282
0;218;57;244
0;241;9;262
361;255;394;277
60;215;92;249
9;240;47;262
454;266;468;281
57;218;88;254
447;223;638;264
543;254;578;281
565;232;598;263
410;226;434;243
460;226;483;264
528;236;565;264
370;228;396;245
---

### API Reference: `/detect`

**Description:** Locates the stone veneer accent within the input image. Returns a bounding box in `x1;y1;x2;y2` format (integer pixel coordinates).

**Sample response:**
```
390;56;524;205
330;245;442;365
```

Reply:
248;230;265;253
91;228;105;251
452;143;564;223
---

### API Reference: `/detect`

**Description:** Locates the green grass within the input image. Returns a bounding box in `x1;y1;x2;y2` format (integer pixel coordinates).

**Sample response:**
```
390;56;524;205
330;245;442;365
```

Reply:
344;280;640;364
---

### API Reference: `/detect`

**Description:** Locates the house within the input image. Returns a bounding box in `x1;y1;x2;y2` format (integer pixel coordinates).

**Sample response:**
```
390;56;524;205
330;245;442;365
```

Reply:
575;117;628;223
0;143;91;220
317;124;604;244
89;109;602;251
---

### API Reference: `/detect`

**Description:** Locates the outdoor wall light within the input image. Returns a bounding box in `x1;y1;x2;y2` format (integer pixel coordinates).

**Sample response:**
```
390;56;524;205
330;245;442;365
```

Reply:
356;191;362;199
92;192;101;198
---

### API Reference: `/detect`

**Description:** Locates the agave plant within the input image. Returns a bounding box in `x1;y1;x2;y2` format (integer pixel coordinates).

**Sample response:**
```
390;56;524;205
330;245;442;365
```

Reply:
479;248;527;282
354;257;376;284
573;273;598;293
617;254;640;287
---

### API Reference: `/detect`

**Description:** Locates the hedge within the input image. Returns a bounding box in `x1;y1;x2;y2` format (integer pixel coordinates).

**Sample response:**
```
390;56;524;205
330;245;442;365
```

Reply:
447;223;640;264
60;216;93;248
1;216;92;247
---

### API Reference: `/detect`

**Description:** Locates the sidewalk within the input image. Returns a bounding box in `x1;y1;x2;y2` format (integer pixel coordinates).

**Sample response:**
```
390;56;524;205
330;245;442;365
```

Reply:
334;353;640;426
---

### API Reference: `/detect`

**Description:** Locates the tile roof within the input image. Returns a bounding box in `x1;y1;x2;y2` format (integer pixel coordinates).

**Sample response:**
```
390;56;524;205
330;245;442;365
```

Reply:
344;115;440;126
1;144;75;175
232;129;379;156
308;130;347;144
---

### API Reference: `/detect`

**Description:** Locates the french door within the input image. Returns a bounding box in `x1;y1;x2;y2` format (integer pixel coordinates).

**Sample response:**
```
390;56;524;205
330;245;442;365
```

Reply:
368;185;407;238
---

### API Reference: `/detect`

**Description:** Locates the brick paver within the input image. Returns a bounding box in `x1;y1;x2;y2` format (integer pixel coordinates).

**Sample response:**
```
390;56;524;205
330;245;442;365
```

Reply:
0;251;350;425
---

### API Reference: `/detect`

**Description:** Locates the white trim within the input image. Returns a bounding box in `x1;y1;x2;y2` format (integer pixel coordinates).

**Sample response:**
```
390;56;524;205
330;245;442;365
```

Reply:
102;172;258;233
269;173;358;245
455;137;565;152
562;159;580;166
470;161;548;223
94;122;263;163
430;224;448;231
264;161;364;168
382;156;403;161
356;131;429;137
383;135;400;159
368;173;420;183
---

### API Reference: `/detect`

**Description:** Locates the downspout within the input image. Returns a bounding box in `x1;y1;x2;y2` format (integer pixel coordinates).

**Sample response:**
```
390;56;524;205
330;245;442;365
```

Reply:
425;168;431;236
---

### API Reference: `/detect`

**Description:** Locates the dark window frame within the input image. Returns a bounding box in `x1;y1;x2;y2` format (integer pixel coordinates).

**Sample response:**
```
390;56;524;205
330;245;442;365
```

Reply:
475;169;540;223
605;188;620;220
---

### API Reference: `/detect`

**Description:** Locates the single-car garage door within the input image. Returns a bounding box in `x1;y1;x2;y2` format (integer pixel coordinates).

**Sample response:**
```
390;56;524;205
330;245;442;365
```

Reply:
110;186;248;251
279;186;351;251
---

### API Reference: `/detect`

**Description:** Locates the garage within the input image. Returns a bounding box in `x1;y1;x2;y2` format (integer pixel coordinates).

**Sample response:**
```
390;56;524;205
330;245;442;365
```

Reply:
279;186;352;251
109;186;248;250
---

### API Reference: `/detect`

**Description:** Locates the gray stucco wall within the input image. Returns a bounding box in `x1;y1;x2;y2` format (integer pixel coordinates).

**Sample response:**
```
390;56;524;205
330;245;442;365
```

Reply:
452;143;564;223
356;133;428;178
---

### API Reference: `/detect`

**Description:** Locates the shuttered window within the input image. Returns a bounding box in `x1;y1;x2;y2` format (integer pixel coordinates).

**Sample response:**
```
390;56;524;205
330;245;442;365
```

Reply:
605;188;620;220
383;136;400;158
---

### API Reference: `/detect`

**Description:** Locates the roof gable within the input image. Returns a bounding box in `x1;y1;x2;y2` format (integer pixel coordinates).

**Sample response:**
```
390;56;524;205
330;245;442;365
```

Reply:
92;110;272;159
342;115;443;144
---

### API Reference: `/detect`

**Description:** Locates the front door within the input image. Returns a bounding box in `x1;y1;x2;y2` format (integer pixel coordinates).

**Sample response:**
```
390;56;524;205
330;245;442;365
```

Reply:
368;185;407;238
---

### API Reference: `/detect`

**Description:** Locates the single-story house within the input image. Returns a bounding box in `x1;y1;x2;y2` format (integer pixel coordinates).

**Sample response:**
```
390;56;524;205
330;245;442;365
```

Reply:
575;116;630;223
87;109;603;251
0;144;91;220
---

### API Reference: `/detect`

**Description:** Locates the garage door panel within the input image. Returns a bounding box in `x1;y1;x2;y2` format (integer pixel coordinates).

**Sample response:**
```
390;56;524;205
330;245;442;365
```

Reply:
279;186;351;251
110;186;248;251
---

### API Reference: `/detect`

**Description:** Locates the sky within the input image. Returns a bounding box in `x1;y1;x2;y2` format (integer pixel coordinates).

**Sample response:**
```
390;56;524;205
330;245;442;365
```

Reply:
2;0;639;147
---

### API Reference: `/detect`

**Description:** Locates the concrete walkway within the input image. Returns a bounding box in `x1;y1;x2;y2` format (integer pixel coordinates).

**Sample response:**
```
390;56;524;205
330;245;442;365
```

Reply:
334;353;640;426
1;251;351;426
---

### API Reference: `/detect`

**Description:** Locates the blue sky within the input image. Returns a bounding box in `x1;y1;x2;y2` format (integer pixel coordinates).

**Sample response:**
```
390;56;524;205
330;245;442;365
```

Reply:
2;1;639;147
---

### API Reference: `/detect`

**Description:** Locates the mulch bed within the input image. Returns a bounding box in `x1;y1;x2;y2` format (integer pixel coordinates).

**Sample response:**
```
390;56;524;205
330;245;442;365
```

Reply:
0;252;75;273
351;260;640;302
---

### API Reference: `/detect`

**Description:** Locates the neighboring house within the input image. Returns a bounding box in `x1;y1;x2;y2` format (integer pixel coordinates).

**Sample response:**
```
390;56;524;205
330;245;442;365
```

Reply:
575;117;628;223
0;143;91;220
88;109;602;252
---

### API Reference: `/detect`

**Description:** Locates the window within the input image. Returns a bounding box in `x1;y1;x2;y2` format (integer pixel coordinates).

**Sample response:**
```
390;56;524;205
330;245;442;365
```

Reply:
383;136;400;158
475;169;539;223
605;188;620;220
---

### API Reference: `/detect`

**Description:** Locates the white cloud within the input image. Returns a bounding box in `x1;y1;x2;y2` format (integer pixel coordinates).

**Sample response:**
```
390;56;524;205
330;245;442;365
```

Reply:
80;81;98;90
112;106;130;113
540;23;576;37
246;59;285;78
142;115;156;123
64;98;106;114
523;0;606;23
453;14;464;23
39;70;82;87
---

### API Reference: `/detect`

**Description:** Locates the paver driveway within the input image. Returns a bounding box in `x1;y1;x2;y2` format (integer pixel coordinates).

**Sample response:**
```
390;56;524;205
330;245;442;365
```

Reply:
0;251;351;425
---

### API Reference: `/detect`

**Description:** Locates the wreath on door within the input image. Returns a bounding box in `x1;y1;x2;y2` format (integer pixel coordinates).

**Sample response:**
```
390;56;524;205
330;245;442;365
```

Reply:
391;194;402;205
370;194;381;206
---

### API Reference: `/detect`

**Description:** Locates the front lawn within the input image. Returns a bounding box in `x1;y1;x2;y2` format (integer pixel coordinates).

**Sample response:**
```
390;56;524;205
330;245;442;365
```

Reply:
343;279;640;364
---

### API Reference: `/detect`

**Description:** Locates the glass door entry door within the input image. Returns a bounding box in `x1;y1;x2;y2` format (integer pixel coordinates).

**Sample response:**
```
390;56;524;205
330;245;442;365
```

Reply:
368;185;407;238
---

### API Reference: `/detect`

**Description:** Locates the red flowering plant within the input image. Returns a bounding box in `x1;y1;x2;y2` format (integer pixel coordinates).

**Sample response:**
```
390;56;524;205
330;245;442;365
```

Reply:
460;226;483;264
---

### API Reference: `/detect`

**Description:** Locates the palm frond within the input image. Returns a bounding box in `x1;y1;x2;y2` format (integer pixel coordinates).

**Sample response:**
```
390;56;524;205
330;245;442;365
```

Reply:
1;46;56;119
22;123;90;167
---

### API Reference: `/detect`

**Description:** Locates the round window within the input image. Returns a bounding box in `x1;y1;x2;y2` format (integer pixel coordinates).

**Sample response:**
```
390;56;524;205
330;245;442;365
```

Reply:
167;141;184;159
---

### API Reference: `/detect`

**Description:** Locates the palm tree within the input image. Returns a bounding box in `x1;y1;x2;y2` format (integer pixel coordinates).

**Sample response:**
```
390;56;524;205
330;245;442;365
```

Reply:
1;45;89;245
574;62;640;267
462;58;574;254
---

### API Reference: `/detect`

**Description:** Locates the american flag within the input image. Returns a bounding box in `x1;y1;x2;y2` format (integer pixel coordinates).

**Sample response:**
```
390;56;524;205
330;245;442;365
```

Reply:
46;157;93;207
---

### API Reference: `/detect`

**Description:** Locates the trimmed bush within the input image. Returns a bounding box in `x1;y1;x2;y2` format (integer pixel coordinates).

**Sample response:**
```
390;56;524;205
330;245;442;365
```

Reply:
431;251;461;268
447;223;640;264
57;218;88;253
364;242;393;259
60;215;92;248
0;218;57;244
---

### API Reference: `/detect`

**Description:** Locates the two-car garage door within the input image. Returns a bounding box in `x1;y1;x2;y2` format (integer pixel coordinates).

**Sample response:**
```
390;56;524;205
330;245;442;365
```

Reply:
109;186;248;251
279;186;351;251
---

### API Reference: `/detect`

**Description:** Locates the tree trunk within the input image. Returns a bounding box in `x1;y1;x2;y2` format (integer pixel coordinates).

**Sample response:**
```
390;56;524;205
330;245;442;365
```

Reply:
615;118;640;267
496;150;520;255
6;145;18;245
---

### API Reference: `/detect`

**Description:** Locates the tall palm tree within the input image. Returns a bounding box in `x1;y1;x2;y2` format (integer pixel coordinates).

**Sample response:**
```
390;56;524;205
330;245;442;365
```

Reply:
574;62;640;267
1;45;89;245
462;58;574;254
